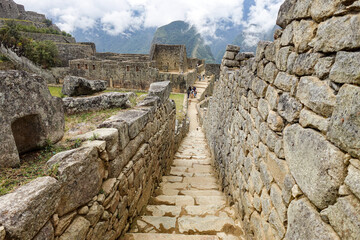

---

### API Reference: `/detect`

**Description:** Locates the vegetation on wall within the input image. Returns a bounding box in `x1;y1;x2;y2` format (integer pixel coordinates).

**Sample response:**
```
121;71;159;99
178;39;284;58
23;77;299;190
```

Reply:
0;21;59;68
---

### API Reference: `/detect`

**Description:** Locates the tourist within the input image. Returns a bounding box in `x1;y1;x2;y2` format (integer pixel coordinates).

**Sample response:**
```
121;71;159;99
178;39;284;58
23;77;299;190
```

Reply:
187;86;191;98
193;86;197;98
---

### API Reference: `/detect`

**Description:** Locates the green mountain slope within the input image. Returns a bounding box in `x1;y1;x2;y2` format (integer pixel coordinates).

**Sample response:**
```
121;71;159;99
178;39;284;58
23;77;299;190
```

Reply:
152;21;215;63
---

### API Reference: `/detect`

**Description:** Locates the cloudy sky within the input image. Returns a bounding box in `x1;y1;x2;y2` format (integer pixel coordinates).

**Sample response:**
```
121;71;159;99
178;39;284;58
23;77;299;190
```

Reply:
16;0;284;39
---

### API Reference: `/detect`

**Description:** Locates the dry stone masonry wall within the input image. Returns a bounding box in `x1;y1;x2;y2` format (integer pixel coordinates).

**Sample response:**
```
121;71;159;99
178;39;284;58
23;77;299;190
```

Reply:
0;81;189;240
204;1;360;239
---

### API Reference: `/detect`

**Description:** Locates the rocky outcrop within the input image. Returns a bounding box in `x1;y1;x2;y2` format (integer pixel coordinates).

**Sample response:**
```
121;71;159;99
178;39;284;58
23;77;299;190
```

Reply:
62;92;134;115
0;81;189;239
203;0;360;238
0;70;64;168
62;76;107;96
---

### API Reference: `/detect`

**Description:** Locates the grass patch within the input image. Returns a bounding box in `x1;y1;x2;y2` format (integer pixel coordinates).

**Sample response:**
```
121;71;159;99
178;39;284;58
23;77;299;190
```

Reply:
0;141;78;196
49;86;65;98
170;93;185;120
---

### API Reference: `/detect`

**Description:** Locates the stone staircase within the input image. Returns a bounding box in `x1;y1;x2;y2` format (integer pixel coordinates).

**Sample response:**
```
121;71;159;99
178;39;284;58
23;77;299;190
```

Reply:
124;78;244;240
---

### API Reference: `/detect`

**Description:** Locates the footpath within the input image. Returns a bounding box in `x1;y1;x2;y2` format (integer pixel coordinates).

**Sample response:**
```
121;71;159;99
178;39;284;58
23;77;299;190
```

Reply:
124;77;244;240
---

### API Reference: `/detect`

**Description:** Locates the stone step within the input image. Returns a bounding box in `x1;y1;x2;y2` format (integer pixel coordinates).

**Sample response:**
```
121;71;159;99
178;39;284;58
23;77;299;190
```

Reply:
134;216;176;233
145;205;182;217
178;216;236;234
124;233;220;240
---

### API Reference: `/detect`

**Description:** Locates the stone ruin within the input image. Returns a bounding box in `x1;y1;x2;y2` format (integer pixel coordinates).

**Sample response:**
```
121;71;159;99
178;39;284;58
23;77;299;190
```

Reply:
61;76;107;97
0;70;64;168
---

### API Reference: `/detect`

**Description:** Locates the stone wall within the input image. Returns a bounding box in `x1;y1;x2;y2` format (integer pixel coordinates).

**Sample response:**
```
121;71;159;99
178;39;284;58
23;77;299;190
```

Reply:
56;43;95;67
150;44;188;72
203;1;360;239
0;81;189;240
21;32;76;43
69;58;159;90
205;63;220;80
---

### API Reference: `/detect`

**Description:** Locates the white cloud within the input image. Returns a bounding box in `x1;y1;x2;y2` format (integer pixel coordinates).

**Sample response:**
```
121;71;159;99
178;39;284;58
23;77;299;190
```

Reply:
243;0;284;46
15;0;245;37
15;0;283;44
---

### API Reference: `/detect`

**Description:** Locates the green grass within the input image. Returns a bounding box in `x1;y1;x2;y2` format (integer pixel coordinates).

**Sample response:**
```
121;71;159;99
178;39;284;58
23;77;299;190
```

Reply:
170;93;185;120
0;142;76;196
49;86;65;98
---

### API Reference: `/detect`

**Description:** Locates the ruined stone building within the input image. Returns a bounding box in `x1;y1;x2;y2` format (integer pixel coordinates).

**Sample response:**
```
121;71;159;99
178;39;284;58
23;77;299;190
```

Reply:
0;0;96;67
70;44;205;92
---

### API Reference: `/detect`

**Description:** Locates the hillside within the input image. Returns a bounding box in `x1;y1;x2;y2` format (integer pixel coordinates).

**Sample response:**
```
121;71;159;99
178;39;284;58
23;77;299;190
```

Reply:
152;21;215;63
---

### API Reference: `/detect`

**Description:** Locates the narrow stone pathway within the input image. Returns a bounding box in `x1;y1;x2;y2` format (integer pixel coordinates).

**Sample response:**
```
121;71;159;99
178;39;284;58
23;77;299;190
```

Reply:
124;78;244;240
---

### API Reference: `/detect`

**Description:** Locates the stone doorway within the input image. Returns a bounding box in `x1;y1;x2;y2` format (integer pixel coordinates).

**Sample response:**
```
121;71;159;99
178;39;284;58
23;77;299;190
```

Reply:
11;114;44;155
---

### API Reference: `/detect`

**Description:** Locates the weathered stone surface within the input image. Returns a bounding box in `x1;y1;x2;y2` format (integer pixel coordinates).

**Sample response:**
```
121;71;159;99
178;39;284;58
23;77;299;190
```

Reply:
147;81;171;103
345;165;360;199
85;202;104;226
284;124;346;209
0;177;61;240
124;233;220;240
47;147;102;216
251;78;268;98
311;0;342;21
223;60;239;68
258;99;270;120
236;52;254;61
292;53;322;76
0;70;64;168
286;198;340;240
223;51;235;60
280;21;294;46
276;0;296;28
327;84;360;158
99;114;130;151
74;128;119;160
310;14;360;52
322;195;360;239
63;92;131;115
274;72;298;92
276;47;291;71
256;41;271;62
226;45;240;52
293;20;317;53
33;221;54;240
265;43;276;62
299;109;329;133
278;93;303;122
315;57;334;79
267;111;284;132
265;86;279;110
55;211;77;236
0;226;5;240
270;184;286;223
329;51;360;84
62;76;107;96
296;76;336;117
178;216;234;234
59;217;90;240
269;209;285;239
263;62;278;84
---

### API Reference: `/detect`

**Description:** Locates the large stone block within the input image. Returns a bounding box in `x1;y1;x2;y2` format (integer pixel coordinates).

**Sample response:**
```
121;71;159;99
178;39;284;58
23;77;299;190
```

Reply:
99;118;130;151
62;76;107;96
292;53;322;76
0;177;61;240
284;124;346;209
310;0;342;22
327;84;360;158
47;147;102;216
293;19;317;53
274;72;298;92
310;14;360;52
147;81;171;103
73;128;119;160
345;165;360;200
276;0;312;28
299;109;329;133
59;217;90;240
264;62;278;84
296;76;336;117
0;71;64;168
286;198;340;240
329;51;360;85
277;93;303;122
322;195;360;239
63;92;131;115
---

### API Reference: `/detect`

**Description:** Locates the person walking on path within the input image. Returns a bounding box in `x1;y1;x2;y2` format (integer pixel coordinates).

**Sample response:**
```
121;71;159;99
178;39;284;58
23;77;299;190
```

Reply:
187;86;192;99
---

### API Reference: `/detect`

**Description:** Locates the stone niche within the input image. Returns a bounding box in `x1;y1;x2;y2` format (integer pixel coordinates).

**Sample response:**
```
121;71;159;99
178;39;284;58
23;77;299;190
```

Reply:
0;70;64;168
